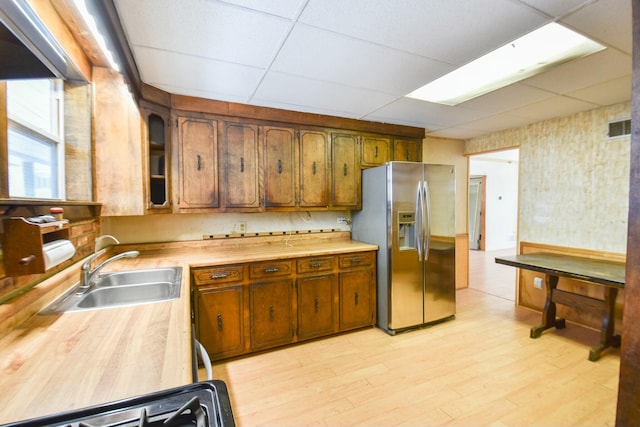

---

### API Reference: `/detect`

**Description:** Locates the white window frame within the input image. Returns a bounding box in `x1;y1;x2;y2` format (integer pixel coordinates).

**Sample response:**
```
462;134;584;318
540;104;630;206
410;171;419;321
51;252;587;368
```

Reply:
6;79;65;200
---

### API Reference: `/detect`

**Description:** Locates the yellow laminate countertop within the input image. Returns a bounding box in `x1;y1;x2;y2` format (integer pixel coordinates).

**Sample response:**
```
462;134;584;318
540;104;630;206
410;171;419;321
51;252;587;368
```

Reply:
0;233;376;424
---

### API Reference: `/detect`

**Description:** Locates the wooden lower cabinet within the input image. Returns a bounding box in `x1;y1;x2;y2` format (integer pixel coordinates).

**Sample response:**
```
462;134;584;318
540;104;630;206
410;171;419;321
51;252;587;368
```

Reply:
297;273;337;340
193;250;376;361
194;284;246;360
250;279;295;350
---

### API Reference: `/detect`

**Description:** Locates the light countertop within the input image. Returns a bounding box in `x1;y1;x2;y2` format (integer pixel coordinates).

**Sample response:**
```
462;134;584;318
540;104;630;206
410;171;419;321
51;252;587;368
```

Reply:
0;232;376;424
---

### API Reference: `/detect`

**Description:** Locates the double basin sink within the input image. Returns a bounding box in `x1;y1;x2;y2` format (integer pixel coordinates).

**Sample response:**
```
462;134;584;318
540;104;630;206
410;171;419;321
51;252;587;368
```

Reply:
40;267;182;314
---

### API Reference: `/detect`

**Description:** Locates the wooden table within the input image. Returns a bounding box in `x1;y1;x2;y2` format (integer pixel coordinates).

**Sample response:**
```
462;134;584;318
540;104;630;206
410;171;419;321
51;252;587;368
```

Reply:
495;252;625;361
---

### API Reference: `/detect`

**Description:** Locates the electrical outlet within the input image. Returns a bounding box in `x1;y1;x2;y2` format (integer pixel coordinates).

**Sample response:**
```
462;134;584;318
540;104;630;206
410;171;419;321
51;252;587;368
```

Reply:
238;221;247;234
533;277;543;289
337;217;348;224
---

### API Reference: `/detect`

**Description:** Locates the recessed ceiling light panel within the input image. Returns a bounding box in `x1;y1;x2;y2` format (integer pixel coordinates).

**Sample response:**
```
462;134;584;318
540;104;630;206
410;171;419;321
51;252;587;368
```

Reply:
406;23;606;106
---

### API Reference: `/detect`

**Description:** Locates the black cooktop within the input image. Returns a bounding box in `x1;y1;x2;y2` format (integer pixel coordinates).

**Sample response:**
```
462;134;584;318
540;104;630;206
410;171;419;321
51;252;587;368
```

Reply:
0;380;235;427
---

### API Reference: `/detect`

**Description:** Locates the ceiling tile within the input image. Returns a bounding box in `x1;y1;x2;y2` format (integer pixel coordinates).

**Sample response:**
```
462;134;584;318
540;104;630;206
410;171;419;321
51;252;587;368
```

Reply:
460;83;556;115
219;0;308;19
517;0;592;18
507;95;599;121
132;47;264;101
269;25;453;95
565;75;632;106
115;0;292;67
298;0;549;65
252;71;397;118
521;49;631;95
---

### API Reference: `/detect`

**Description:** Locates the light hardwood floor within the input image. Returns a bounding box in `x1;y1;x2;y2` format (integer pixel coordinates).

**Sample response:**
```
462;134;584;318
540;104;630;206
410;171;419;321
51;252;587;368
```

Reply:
207;250;620;426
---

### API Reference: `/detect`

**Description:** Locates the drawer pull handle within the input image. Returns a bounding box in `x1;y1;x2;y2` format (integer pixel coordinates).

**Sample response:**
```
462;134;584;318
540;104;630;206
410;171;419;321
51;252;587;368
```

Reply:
210;273;229;280
269;305;275;321
375;146;378;158
240;157;244;172
310;262;322;268
263;267;279;273
312;161;316;175
343;163;348;176
217;313;223;331
405;149;410;160
354;291;359;306
278;159;282;174
197;154;202;171
19;254;36;265
350;258;362;264
314;297;319;313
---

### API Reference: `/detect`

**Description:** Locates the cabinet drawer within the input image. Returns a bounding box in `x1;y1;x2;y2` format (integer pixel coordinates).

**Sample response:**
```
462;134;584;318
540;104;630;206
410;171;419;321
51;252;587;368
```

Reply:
297;256;336;274
249;260;293;279
193;265;244;285
338;252;373;269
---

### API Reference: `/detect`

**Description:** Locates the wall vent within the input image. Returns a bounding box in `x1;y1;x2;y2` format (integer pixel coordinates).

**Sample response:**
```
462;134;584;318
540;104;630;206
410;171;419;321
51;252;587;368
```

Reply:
608;119;631;138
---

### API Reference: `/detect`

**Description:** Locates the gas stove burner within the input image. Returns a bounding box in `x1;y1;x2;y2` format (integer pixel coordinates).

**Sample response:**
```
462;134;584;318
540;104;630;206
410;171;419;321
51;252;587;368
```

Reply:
1;381;234;427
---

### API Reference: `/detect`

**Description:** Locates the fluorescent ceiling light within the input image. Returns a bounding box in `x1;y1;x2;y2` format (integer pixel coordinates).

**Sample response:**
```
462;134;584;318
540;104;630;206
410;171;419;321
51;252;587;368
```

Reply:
406;23;605;106
72;0;120;72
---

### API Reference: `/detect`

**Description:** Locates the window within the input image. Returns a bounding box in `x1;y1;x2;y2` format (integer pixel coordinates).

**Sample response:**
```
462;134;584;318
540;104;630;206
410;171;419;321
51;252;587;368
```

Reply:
6;79;64;199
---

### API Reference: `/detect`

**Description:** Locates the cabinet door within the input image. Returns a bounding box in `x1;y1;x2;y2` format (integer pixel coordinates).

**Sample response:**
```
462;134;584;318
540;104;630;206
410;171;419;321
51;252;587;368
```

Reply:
393;138;422;162
361;136;390;167
250;279;294;350
195;285;245;360
331;133;360;208
224;122;260;209
176;116;218;208
299;129;329;207
297;274;336;340
263;126;296;207
142;103;171;212
339;268;374;330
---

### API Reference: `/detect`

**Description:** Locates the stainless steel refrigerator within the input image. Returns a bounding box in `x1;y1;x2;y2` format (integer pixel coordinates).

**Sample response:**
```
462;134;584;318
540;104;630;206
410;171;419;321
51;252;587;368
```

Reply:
352;162;456;335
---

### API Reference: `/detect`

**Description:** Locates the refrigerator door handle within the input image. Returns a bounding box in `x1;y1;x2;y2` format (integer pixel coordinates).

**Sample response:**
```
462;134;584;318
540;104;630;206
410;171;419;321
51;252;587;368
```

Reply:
423;180;431;259
415;181;423;261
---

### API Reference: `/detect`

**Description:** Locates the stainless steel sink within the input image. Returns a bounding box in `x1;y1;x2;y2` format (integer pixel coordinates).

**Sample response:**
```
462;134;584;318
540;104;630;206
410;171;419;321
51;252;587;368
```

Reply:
40;267;182;314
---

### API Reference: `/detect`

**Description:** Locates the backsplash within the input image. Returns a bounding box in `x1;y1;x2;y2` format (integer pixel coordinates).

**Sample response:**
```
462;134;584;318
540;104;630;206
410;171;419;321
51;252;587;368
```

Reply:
100;211;352;244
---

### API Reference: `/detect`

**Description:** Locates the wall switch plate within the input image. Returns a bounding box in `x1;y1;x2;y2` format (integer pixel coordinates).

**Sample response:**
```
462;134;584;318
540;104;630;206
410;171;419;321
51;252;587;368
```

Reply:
533;277;543;289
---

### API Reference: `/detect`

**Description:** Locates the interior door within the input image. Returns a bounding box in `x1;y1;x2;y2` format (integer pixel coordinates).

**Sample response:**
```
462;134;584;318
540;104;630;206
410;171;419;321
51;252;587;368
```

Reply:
469;176;484;250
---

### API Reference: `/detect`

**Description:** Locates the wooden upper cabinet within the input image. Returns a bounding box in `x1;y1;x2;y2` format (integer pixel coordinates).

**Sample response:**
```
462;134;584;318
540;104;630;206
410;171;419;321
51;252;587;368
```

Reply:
331;133;361;209
299;129;329;208
393;138;422;162
223;122;260;209
141;102;171;213
262;126;296;208
175;115;219;209
361;135;390;167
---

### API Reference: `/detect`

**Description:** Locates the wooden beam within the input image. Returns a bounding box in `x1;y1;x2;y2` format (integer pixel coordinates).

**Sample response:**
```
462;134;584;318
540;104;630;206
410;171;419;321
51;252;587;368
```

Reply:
616;0;640;424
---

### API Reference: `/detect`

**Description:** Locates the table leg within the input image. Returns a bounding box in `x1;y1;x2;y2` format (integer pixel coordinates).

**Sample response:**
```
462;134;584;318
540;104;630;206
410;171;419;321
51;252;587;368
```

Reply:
530;274;566;338
588;287;621;361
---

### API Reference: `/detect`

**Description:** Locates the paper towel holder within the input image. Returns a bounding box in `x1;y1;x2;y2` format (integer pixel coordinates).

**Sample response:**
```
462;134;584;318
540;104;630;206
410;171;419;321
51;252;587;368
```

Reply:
2;217;73;276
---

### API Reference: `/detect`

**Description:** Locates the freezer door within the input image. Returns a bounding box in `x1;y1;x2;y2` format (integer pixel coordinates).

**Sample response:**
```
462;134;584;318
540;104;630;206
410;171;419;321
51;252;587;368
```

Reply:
388;162;425;330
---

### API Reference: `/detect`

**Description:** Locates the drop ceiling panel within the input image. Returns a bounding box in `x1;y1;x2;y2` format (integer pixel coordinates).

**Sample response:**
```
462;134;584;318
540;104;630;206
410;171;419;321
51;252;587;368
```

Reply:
133;47;265;101
298;0;549;65
565;75;632;106
460;83;557;115
521;49;631;95
270;24;454;95
507;95;599;121
115;0;292;67
517;0;594;18
561;0;632;54
219;0;308;19
252;71;398;118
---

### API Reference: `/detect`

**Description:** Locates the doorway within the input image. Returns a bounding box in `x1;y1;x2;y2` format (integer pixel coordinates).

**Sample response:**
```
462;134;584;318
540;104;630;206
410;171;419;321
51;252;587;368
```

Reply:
468;149;519;301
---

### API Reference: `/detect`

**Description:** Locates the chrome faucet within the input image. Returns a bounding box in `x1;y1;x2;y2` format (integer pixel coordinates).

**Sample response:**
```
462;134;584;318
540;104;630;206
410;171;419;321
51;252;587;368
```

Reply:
78;250;140;292
94;234;120;252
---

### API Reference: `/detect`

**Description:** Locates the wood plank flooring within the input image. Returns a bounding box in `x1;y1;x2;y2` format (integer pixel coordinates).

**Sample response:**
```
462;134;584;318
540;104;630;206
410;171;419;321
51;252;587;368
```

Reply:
206;250;620;426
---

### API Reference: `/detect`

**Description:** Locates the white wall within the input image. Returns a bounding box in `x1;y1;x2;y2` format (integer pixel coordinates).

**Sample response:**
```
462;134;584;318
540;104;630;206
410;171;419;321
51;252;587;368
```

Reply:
469;150;519;251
